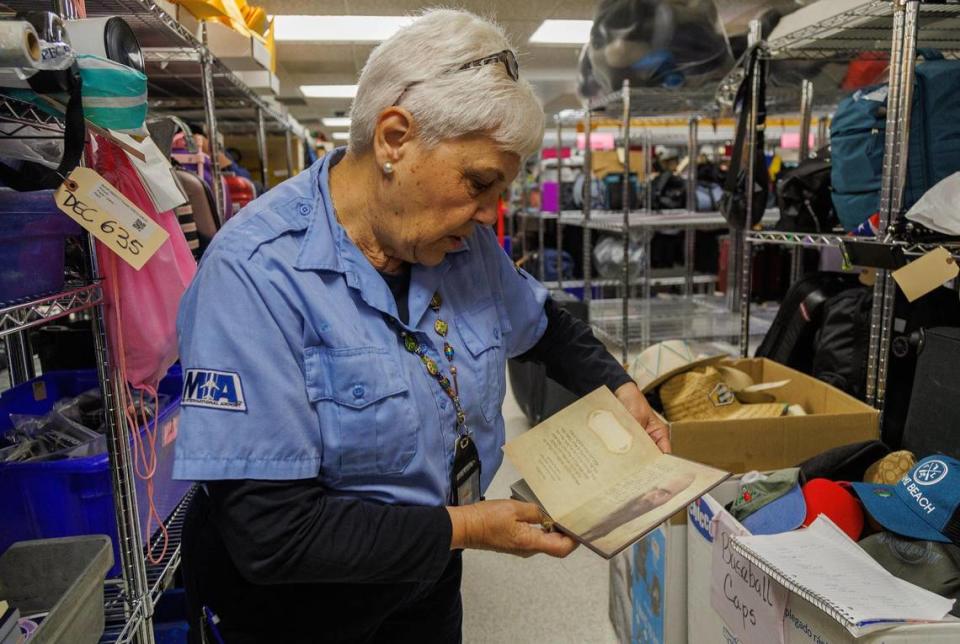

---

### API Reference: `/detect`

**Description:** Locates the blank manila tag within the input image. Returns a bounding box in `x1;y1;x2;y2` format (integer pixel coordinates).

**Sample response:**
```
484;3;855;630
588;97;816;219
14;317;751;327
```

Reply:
54;167;169;271
892;246;959;302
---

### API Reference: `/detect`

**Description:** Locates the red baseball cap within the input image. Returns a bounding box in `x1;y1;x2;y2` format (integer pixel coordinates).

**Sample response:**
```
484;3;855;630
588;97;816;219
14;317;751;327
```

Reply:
802;478;865;541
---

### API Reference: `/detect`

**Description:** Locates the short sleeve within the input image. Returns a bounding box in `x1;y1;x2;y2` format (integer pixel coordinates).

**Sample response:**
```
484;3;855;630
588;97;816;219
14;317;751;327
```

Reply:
476;227;548;358
173;250;321;481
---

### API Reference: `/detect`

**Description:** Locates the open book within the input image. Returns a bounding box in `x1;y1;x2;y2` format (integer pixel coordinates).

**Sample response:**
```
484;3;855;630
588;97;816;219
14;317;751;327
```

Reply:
732;516;956;636
503;387;730;559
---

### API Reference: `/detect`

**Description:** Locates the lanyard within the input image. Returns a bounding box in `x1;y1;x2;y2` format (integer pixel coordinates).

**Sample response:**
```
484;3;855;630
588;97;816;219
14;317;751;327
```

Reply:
399;292;469;437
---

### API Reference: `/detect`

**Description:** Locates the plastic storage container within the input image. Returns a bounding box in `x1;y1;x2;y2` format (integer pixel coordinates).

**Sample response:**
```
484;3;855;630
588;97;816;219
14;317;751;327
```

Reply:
0;536;112;644
0;189;82;305
0;368;188;576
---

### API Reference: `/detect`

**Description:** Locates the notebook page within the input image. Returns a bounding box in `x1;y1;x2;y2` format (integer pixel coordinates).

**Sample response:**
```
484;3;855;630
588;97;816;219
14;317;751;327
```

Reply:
733;517;955;630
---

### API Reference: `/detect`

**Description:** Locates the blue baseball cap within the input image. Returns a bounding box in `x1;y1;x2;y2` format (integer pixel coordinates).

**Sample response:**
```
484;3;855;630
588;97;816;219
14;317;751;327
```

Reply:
852;455;960;545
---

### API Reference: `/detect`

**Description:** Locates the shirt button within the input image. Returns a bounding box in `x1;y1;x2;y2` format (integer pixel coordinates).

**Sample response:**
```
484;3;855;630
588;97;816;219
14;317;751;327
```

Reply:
298;203;311;216
352;385;364;399
493;328;501;340
440;400;447;410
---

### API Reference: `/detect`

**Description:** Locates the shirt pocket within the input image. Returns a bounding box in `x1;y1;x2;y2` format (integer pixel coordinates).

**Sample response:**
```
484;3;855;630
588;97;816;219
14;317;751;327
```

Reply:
304;345;417;478
455;298;505;424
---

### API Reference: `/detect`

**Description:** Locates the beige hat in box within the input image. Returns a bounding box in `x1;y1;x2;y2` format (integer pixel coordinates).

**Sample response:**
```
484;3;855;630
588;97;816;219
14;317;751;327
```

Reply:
630;340;725;393
660;366;788;422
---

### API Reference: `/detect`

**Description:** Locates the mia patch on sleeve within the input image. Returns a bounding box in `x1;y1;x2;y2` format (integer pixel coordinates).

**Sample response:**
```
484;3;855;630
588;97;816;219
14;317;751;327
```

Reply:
182;369;247;412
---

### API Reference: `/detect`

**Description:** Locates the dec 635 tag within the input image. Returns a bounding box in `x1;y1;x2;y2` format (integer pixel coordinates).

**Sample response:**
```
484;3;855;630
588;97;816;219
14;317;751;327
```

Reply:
54;167;169;271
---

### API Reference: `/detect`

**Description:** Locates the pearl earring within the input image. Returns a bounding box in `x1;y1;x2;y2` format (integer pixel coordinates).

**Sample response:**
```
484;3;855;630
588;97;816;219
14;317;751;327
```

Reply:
383;161;394;175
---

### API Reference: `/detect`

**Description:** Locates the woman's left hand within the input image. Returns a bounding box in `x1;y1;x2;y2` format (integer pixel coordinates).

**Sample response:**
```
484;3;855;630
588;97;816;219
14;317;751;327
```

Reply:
614;382;671;453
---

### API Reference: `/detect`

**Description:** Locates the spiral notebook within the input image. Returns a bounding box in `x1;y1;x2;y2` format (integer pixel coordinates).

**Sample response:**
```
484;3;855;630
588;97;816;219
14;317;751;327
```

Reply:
731;516;956;636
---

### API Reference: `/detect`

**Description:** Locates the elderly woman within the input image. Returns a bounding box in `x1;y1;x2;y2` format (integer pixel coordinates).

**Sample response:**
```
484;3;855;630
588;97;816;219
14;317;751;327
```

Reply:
176;9;669;643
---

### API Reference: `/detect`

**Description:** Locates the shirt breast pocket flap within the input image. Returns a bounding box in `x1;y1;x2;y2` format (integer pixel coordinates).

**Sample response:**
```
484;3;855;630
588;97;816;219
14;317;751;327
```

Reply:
455;299;505;423
304;346;416;477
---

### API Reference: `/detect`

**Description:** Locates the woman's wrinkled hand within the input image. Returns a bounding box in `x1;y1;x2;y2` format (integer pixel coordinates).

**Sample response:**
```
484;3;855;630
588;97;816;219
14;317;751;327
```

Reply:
614;381;672;453
447;500;578;558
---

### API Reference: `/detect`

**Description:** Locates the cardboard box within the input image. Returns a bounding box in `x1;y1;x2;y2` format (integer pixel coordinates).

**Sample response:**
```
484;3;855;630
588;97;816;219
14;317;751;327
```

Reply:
665;359;880;473
611;359;878;642
203;21;271;72
610;521;687;644
233;70;280;95
687;480;960;643
156;0;200;35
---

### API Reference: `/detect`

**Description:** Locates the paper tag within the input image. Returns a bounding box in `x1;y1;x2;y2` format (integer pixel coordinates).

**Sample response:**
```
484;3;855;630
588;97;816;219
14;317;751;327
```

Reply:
892;246;959;302
710;512;787;644
54;167;169;271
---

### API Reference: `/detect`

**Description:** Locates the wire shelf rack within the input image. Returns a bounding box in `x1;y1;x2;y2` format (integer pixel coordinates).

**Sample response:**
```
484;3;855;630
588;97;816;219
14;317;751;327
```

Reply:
747;230;960;260
764;0;960;60
146;485;196;604
0;283;103;339
589;295;778;350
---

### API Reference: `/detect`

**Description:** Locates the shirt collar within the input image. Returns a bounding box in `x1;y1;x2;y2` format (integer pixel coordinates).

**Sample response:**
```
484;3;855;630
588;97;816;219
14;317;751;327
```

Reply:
293;147;476;325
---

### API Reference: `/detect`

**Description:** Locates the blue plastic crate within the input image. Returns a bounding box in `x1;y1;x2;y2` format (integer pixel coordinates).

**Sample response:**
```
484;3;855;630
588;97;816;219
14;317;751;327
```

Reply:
0;189;82;304
0;368;189;576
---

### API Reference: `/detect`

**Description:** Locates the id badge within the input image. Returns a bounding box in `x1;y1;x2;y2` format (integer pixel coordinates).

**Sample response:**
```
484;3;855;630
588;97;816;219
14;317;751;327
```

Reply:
451;435;482;506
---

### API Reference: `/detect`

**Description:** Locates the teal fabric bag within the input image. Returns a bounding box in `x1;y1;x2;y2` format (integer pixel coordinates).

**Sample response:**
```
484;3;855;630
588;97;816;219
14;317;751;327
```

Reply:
75;54;148;133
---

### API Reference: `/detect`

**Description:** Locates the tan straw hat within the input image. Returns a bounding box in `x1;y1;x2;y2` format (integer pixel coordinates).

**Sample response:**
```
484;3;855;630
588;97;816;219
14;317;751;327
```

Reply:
660;366;787;422
630;341;725;394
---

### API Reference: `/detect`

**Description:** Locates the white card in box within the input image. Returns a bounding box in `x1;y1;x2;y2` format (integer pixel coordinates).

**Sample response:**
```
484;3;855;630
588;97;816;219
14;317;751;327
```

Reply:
609;521;687;643
687;479;960;643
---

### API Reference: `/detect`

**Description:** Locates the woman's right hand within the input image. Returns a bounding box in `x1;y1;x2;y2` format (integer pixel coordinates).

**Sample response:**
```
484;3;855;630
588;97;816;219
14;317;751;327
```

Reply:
447;500;578;558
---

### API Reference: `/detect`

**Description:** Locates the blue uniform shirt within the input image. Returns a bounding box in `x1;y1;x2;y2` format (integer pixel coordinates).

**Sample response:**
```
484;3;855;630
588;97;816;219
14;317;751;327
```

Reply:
174;149;548;506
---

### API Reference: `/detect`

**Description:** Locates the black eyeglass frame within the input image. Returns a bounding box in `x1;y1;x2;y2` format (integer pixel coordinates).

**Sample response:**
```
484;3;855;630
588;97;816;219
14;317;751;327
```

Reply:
392;49;519;106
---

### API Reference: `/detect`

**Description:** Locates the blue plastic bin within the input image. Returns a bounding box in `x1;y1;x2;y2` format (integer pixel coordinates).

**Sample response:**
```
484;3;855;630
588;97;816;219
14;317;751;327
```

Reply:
0;368;189;576
0;189;82;304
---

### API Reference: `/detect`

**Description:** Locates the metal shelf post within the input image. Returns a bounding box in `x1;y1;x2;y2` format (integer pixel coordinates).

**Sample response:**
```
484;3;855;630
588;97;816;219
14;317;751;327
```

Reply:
684;117;699;295
790;79;815;284
869;0;921;410
583;109;593;307
555;116;564;292
256;106;269;189
200;23;225;225
87;239;154;644
285;127;295;180
738;20;764;357
620;80;632;364
538;149;546;282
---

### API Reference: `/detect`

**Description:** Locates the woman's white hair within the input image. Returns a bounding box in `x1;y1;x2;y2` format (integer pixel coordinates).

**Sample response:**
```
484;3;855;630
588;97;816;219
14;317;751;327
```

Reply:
348;9;544;158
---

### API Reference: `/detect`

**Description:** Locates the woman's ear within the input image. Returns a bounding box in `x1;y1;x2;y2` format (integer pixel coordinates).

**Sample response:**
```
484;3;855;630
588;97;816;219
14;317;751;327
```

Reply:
373;107;416;170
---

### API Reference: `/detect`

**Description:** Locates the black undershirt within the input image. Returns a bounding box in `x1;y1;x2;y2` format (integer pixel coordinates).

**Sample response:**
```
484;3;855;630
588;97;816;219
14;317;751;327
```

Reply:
196;268;632;630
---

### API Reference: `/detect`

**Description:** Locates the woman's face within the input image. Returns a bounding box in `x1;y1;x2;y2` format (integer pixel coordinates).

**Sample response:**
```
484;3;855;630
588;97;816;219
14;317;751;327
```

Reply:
382;133;520;267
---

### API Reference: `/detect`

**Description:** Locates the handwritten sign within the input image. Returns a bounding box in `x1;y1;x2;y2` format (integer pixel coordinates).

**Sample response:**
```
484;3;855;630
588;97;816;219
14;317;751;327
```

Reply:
711;511;787;644
55;167;168;271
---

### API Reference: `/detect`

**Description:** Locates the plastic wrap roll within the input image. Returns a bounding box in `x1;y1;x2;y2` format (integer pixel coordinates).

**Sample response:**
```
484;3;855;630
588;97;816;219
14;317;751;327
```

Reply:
18;11;73;71
0;20;41;68
65;17;144;73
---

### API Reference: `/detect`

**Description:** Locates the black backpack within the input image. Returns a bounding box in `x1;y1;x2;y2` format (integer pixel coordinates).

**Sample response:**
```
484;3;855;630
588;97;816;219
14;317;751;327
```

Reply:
757;272;874;401
775;151;838;233
811;285;873;400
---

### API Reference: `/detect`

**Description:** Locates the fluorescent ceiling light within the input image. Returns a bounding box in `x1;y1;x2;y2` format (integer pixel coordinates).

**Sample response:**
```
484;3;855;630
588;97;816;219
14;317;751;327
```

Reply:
300;85;357;98
273;15;414;43
332;132;350;140
529;20;593;45
322;117;352;127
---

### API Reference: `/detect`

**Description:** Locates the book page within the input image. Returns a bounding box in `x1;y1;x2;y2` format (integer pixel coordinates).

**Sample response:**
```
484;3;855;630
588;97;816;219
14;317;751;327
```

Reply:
558;454;727;558
733;517;955;633
503;387;664;516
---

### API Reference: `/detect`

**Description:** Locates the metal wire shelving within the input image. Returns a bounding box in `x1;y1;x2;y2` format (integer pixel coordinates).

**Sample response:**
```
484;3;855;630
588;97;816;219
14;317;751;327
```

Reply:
735;1;960;418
